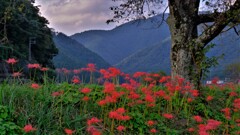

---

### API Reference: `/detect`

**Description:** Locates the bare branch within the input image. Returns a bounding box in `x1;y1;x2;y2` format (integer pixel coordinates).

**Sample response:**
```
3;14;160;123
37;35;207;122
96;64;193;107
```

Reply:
196;0;240;47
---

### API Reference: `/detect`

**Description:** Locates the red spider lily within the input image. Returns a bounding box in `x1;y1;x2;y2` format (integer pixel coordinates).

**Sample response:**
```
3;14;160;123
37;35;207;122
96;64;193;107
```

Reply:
189;89;199;97
188;127;195;132
27;63;41;69
163;95;171;101
103;82;115;94
64;128;75;135
212;77;219;85
233;98;240;110
23;124;36;133
51;91;64;97
128;92;140;99
187;98;193;103
206;96;214;101
87;117;102;126
145;94;155;103
229;92;238;97
86;63;96;72
73;69;81;74
155;90;166;97
31;83;40;89
162;113;174;119
6;58;18;65
87;126;102;135
40;67;49;71
108;67;121;77
109;108;131;121
221;108;231;120
72;76;80;84
150;128;157;133
193;115;203;123
116;125;125;131
97;100;107;106
116;108;126;114
205;119;222;130
133;72;146;78
82;96;90;101
62;68;71;74
121;83;135;91
80;88;91;94
147;120;155;126
12;72;22;77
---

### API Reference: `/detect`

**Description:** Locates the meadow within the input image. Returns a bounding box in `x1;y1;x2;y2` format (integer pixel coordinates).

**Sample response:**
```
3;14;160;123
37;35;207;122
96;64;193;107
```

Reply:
0;59;240;135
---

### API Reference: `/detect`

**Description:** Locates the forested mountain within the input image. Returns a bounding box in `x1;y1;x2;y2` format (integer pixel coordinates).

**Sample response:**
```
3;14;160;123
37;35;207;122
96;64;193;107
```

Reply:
71;16;170;65
53;33;110;69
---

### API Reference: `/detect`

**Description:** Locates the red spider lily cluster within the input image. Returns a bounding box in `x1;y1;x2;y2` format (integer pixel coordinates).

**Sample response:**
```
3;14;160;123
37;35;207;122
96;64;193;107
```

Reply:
4;59;240;134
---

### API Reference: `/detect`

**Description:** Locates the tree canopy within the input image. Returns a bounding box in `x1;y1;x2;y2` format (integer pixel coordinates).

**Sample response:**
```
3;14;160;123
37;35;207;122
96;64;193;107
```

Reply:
0;0;58;68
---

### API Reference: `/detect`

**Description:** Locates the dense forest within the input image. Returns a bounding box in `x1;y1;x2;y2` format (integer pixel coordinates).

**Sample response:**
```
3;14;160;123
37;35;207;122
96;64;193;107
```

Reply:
0;0;58;68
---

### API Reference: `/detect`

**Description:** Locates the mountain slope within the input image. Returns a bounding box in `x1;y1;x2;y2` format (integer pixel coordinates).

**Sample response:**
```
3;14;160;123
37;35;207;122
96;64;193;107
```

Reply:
52;32;111;69
116;29;240;77
71;15;170;65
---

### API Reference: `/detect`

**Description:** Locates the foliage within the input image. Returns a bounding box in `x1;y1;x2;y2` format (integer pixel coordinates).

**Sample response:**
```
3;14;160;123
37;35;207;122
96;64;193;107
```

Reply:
0;105;22;135
0;0;58;67
224;61;240;82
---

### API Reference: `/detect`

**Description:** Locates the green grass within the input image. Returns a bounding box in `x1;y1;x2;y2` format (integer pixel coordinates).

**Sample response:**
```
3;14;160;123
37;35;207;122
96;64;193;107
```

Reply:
0;78;240;135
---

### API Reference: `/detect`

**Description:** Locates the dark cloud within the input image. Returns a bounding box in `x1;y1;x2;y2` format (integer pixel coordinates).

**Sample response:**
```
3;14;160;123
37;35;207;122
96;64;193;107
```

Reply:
35;0;116;35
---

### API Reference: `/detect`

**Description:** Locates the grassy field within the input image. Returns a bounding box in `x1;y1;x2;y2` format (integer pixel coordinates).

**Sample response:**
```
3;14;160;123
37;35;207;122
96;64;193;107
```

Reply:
0;61;240;135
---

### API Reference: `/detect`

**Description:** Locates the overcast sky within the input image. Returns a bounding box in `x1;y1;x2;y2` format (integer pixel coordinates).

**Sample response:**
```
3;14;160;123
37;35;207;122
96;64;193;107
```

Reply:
35;0;117;35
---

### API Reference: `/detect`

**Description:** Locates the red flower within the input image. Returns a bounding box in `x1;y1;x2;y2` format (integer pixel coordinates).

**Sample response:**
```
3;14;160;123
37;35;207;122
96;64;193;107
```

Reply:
23;124;36;133
116;108;126;114
64;128;75;135
72;76;80;84
188;127;195;132
28;63;41;69
206;96;213;101
162;113;174;119
6;58;18;65
147;120;155;126
116;125;125;131
80;88;91;94
40;67;49;71
190;89;199;97
221;108;231;120
233;98;240;110
155;90;166;97
145;94;155;103
86;63;96;72
150;128;157;133
193;115;203;123
205;119;222;130
87;117;101;126
187;98;193;103
82;96;90;101
12;72;22;77
31;83;40;89
52;91;64;97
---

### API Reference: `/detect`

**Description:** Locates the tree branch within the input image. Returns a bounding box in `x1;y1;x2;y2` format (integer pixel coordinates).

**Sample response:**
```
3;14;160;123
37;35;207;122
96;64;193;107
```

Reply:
196;0;240;47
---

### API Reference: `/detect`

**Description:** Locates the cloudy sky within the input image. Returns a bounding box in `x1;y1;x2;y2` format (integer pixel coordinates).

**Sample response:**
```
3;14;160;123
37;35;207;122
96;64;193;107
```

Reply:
35;0;117;35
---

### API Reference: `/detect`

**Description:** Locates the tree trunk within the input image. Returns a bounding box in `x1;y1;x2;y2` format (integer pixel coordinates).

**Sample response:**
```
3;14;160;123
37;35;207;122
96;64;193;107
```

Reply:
167;0;201;88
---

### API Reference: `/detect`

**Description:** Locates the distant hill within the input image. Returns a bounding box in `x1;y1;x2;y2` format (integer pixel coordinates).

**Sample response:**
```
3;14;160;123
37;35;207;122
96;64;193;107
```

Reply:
116;37;171;74
71;15;170;65
69;14;239;79
116;31;240;77
52;32;111;69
